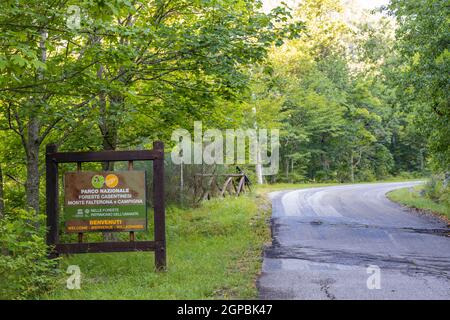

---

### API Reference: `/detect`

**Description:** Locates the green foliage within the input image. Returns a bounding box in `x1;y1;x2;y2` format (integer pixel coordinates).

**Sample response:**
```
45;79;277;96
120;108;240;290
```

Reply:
255;0;420;183
0;0;301;213
388;0;450;171
424;175;450;206
0;210;59;299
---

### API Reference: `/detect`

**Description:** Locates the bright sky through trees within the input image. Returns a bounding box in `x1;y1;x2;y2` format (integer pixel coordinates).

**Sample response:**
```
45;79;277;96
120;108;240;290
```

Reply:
263;0;390;12
357;0;389;9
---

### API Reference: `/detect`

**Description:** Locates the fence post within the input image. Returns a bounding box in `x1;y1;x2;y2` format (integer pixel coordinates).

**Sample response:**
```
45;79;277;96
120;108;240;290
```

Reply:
46;144;59;258
153;141;166;270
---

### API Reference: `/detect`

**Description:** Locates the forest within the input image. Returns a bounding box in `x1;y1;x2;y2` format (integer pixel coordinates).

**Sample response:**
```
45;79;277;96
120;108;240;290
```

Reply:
0;0;448;299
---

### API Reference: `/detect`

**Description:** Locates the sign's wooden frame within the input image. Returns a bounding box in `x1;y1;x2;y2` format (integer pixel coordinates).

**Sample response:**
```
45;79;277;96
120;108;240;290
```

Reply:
45;141;166;270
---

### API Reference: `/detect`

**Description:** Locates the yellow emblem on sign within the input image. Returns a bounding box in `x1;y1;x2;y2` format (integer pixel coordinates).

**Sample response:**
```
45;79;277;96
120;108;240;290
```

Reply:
105;174;119;188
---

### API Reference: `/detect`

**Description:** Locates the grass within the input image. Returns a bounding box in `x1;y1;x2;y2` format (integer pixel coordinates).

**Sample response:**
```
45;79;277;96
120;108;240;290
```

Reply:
43;194;272;300
387;185;450;221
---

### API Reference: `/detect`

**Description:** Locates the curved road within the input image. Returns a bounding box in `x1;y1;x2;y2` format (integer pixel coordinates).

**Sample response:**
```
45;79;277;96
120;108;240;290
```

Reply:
258;182;450;300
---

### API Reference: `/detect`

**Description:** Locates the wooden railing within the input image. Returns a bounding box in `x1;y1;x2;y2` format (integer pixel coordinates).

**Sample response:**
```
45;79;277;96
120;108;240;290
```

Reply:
194;172;251;201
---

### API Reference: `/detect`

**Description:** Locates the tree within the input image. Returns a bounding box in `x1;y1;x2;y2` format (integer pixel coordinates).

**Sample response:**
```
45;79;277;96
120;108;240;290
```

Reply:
0;1;95;213
387;0;450;171
0;0;299;215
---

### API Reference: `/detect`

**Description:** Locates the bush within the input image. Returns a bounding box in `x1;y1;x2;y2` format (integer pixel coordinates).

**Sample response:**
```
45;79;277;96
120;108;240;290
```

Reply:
314;170;331;182
0;210;59;299
356;169;376;182
288;172;306;183
397;171;414;179
424;174;450;206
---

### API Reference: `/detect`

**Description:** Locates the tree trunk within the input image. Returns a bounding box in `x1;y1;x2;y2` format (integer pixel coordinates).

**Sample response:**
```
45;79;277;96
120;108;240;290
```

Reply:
255;152;263;184
252;107;263;185
0;164;4;218
180;161;184;204
100;93;121;241
99;94;120;171
419;148;424;172
350;153;355;183
25;116;41;214
254;135;263;185
285;158;289;179
24;29;47;215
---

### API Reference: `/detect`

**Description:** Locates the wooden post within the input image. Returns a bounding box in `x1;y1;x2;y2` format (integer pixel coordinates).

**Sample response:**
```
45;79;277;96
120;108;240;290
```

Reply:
46;144;59;258
76;162;83;243
220;177;233;197
78;233;83;243
237;175;245;196
153;141;166;270
128;160;134;242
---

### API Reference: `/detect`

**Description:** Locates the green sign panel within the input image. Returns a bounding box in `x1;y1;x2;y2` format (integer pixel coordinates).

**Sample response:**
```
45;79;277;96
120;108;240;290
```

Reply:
64;171;147;233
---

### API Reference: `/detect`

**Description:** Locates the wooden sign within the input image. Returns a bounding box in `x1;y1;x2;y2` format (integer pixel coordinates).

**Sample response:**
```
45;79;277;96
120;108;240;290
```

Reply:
64;171;147;233
45;141;166;270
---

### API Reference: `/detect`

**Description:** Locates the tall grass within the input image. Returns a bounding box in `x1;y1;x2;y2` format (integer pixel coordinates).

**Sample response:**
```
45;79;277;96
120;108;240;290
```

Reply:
387;186;450;220
43;195;271;299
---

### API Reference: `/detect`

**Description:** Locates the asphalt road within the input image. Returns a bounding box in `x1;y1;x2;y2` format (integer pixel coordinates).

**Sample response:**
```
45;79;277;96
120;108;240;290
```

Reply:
258;182;450;300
